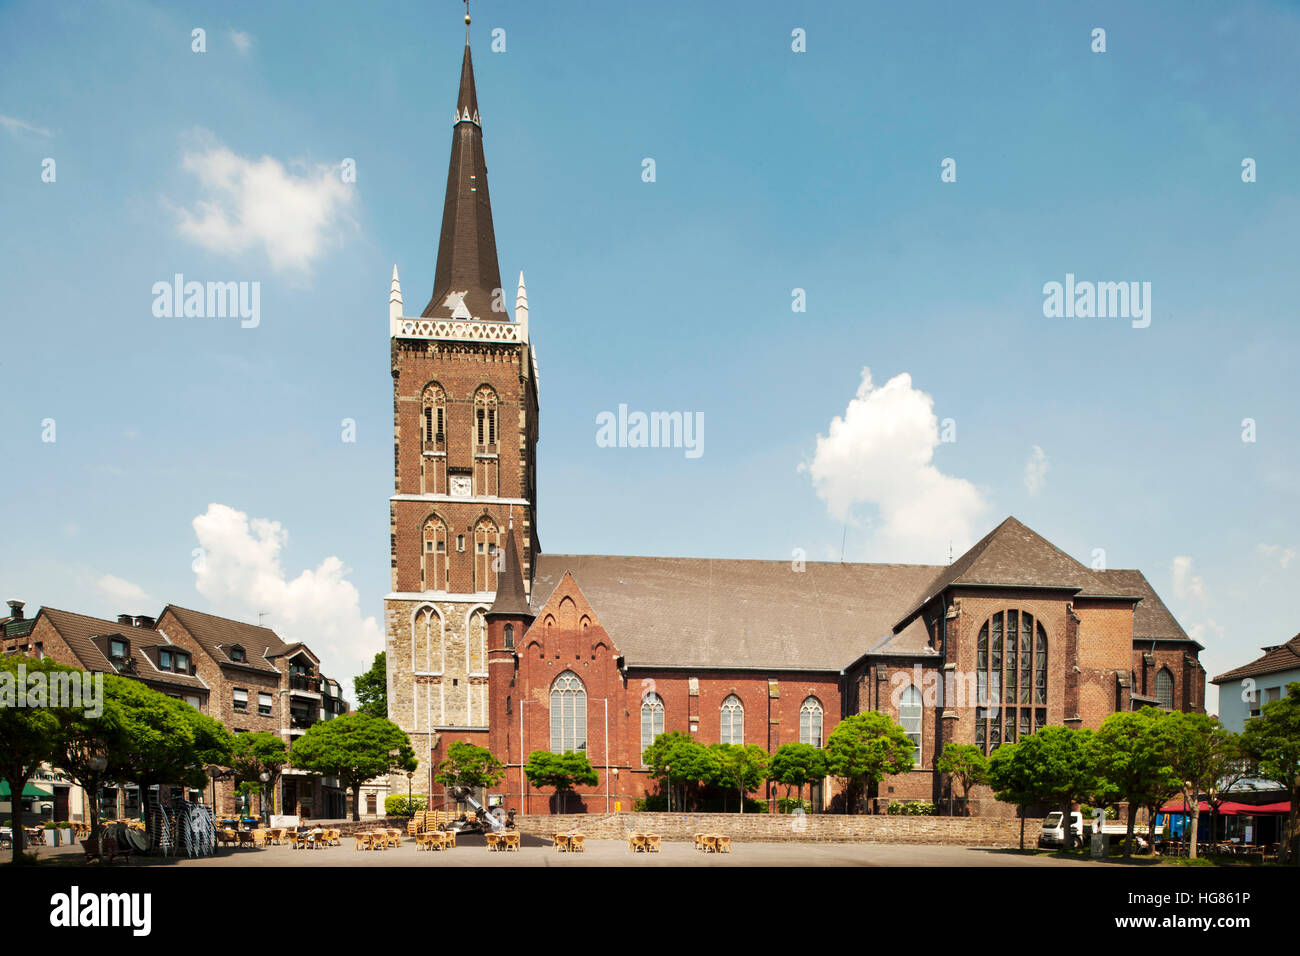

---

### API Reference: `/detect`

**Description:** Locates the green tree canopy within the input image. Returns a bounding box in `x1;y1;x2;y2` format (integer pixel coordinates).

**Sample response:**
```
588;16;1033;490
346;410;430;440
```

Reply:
290;712;416;820
1094;707;1181;857
231;731;289;816
768;742;828;808
708;743;769;813
987;742;1041;849
1161;712;1243;860
0;656;85;862
354;651;388;719
524;750;598;813
936;743;989;814
641;731;718;810
824;711;914;813
1241;681;1300;864
434;740;505;794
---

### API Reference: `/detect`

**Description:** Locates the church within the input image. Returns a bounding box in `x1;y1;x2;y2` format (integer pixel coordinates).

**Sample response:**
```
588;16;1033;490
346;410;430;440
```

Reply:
383;26;1206;817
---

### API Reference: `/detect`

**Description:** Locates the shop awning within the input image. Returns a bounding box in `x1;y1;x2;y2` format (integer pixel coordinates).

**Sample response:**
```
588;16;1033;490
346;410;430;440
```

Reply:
1159;799;1210;814
1247;801;1292;815
0;781;53;799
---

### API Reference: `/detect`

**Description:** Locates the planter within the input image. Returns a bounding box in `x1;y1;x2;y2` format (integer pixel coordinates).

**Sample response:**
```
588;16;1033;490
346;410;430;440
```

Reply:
60;828;74;845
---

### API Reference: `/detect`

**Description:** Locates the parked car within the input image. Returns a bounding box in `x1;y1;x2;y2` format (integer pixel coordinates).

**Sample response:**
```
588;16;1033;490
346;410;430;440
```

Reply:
1038;811;1128;849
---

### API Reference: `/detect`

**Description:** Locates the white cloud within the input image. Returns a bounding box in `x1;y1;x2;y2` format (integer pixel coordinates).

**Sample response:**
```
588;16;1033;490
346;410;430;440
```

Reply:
1256;543;1296;569
800;367;988;562
95;574;153;611
229;29;254;54
1171;555;1208;604
0;114;52;137
171;132;356;273
1187;618;1224;648
1024;445;1048;495
191;503;380;702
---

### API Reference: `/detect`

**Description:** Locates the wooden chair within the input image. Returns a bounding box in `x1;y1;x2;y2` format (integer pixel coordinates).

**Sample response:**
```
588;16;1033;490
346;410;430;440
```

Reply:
694;833;706;851
569;833;586;853
715;835;732;853
218;828;239;848
628;832;646;853
503;831;520;852
553;832;570;852
485;831;501;851
354;832;371;851
645;834;662;853
251;829;268;848
700;834;718;853
237;830;255;848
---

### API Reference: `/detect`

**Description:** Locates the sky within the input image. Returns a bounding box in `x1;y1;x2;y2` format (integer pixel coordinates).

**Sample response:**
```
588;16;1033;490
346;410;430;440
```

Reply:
1;0;1298;712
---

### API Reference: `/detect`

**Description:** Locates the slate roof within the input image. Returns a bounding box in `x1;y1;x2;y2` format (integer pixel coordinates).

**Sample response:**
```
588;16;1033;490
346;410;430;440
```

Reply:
527;518;1194;670
40;607;207;691
160;604;284;674
1211;634;1300;684
529;555;939;670
421;40;504;322
488;530;532;617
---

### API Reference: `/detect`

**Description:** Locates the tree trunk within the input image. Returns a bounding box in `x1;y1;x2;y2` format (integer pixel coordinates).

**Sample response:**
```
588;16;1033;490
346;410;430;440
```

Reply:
1124;802;1137;858
351;783;361;821
4;771;27;863
1188;805;1200;860
1019;809;1025;850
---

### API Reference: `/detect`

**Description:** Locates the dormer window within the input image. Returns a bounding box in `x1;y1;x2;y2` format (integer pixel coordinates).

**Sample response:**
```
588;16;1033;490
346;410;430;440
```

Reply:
159;649;172;670
174;652;190;674
230;645;246;663
109;638;127;660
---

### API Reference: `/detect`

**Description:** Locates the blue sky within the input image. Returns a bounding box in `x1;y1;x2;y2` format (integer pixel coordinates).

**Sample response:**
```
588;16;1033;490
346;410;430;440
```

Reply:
2;0;1297;711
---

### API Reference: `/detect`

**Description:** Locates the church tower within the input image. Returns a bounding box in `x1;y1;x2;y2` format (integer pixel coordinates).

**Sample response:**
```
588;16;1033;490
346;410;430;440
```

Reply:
385;18;539;797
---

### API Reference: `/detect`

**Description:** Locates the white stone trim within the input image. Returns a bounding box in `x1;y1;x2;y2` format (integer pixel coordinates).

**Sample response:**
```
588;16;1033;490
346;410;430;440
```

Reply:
390;494;530;506
386;591;499;603
391;315;520;342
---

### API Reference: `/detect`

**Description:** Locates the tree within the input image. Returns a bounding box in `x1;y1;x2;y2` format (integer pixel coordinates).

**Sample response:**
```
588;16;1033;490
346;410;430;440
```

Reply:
992;727;1102;850
824;711;914;813
354;652;388;719
709;744;768;813
935;743;989;816
768;742;828;810
1161;712;1242;860
290;712;416;820
1094;708;1180;858
1241;681;1300;865
641;731;718;811
987;743;1040;850
0;656;83;863
524;751;598;813
231;731;288;821
434;741;505;797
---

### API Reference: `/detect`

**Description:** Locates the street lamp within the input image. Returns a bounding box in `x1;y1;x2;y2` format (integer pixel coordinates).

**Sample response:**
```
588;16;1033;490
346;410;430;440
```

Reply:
259;772;270;828
407;770;414;819
665;763;672;814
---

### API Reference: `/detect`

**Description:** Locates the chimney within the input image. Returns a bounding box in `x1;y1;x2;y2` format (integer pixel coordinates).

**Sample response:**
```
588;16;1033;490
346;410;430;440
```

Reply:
134;615;156;630
117;613;134;626
6;600;24;620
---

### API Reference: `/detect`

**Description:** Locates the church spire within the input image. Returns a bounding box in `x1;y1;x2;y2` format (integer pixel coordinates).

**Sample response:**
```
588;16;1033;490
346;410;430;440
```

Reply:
422;19;503;322
487;522;532;618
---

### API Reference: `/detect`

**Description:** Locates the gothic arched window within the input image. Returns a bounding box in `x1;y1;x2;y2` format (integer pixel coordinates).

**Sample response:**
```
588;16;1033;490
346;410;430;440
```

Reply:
473;385;498;451
720;695;744;745
900;686;922;769
473;517;500;592
550;671;587;754
412;605;443;675
421;515;447;591
421;383;446;446
799;696;823;747
1155;667;1174;710
641;693;664;765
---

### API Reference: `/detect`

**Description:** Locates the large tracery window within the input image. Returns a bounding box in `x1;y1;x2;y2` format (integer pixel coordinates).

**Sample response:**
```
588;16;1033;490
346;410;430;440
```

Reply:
641;693;665;765
799;697;823;747
720;695;745;745
976;610;1048;755
1155;667;1174;710
550;671;587;754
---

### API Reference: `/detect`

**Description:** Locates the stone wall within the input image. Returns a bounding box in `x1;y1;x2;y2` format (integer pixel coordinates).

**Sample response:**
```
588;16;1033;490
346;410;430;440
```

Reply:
514;811;1026;846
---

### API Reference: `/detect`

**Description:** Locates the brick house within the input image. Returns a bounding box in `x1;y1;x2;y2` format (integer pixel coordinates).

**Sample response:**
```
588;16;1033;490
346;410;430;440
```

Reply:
155;604;349;819
385;30;1207;816
4;605;210;821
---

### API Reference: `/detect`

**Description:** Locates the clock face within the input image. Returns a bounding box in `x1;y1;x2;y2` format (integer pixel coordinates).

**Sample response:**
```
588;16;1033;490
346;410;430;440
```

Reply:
450;476;471;497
